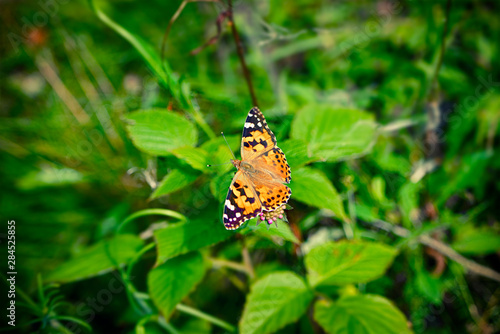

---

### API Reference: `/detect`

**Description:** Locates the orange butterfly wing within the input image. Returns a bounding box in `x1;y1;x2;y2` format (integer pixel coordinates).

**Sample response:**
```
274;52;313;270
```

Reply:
223;107;291;230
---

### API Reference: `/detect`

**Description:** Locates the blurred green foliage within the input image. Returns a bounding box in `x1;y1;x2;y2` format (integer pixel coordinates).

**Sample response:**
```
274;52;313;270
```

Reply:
1;0;500;333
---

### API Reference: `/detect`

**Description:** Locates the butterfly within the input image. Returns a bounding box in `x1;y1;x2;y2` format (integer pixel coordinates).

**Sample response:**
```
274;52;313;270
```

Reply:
223;107;291;230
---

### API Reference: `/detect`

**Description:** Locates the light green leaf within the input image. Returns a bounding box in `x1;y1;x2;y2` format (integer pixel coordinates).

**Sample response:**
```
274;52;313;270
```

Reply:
148;251;205;319
210;172;234;203
124;109;198;156
398;181;421;228
291;105;377;161
291;167;348;222
279;139;317;169
416;270;441;305
244;220;300;244
452;229;500;255
438;151;491;205
305;240;398;287
45;235;143;283
154;219;234;264
172;146;209;171
150;168;200;199
239;271;314;334
314;294;412;334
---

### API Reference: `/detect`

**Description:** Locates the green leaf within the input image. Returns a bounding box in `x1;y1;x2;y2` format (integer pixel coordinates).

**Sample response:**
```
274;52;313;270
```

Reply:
415;270;441;305
202;135;240;175
45;235;143;283
305;240;398;287
124;109;198;156
172;146;210;171
452;229;500;255
210;172;234;203
279;139;317;169
314;294;412;334
398;181;421;228
290;105;377;161
148;251;205;319
244;220;300;244
239;271;314;334
150;168;200;199
437;151;491;205
291;167;348;222
154;219;234;264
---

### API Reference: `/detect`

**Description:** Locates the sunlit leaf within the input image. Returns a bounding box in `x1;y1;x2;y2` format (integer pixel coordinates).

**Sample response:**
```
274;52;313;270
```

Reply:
279;139;317;169
46;235;143;283
291;105;377;161
305;241;398;287
291;167;348;222
452;228;500;255
243;219;300;244
314;295;412;334
148;251;205;319
150;168;200;199
124;109;198;156
239;271;313;334
154;220;234;265
172;146;210;171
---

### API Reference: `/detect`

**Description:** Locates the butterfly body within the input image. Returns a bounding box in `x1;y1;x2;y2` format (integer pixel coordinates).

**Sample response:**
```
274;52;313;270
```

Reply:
223;107;291;230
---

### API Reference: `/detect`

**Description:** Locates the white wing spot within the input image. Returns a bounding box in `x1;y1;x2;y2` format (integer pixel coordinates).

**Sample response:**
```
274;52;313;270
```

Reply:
244;122;255;128
225;199;235;211
236;212;241;218
257;122;262;127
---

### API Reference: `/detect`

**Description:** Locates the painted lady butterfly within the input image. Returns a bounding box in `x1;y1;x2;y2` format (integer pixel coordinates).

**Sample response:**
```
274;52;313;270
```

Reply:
223;107;291;230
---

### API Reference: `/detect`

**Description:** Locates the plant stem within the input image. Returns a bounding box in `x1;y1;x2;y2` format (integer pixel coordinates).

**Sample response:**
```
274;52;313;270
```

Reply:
240;237;255;279
117;209;187;234
210;258;249;274
176;303;236;332
372;220;500;283
227;0;259;107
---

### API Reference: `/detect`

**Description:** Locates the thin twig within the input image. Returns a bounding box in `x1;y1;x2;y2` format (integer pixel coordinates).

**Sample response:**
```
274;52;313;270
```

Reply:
176;303;236;332
227;0;259;107
160;0;221;69
419;235;500;282
372;220;500;283
190;10;230;55
241;243;255;279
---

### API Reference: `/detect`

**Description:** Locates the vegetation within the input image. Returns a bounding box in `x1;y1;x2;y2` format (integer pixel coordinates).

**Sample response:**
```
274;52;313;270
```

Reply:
1;0;500;333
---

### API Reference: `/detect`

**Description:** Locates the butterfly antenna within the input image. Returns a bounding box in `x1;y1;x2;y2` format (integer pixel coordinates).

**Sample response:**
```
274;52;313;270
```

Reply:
221;132;237;160
206;162;232;167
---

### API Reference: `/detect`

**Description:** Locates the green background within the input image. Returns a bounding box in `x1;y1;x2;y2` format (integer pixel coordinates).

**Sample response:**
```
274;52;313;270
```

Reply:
1;0;500;333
